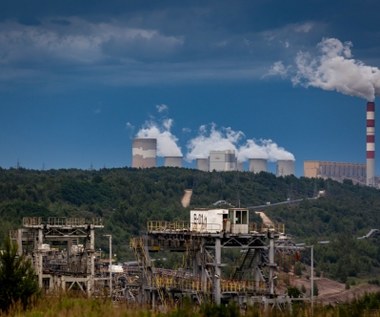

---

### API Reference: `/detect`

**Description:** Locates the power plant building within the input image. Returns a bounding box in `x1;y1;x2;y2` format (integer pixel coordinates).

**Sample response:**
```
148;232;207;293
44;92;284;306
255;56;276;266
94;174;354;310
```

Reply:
276;160;295;177
164;156;183;168
132;138;157;168
248;159;268;173
209;150;237;172
196;158;209;172
304;160;366;183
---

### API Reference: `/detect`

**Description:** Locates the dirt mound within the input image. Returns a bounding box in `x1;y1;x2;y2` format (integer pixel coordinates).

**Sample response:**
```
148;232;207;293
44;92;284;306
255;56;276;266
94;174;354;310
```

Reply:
317;282;380;304
288;276;380;305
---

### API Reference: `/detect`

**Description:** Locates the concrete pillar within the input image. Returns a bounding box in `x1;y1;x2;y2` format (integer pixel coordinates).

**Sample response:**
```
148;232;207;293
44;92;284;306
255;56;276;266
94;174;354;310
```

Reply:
213;238;221;305
37;228;43;288
268;232;275;295
87;226;95;296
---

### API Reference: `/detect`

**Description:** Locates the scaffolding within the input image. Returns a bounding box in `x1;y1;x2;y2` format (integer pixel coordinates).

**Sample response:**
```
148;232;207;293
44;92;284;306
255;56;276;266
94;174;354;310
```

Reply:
11;217;105;296
130;217;291;309
11;213;296;310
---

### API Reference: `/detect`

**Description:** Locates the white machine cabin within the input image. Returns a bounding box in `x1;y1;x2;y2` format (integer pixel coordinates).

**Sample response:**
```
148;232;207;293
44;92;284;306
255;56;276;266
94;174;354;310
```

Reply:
190;208;249;234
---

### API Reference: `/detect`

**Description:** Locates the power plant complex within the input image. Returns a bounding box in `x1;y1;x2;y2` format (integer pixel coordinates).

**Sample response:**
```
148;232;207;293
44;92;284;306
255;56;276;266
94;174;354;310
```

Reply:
304;101;377;186
132;101;377;186
132;142;296;177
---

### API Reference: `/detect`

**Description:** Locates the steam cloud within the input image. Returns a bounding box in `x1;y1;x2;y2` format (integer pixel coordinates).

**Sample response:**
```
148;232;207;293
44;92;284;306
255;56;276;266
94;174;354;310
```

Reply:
270;38;380;101
186;124;295;162
135;107;294;162
136;118;183;157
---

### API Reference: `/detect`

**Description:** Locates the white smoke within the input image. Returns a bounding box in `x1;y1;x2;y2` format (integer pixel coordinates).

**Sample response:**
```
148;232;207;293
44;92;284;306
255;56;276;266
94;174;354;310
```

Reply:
186;124;294;162
186;124;242;160
272;38;380;101
238;139;295;162
136;118;182;157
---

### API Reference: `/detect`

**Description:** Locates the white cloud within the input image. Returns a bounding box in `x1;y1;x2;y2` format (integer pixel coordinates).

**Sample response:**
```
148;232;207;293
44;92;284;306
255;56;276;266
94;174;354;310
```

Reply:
266;61;289;77
156;104;168;113
0;18;184;66
293;22;314;33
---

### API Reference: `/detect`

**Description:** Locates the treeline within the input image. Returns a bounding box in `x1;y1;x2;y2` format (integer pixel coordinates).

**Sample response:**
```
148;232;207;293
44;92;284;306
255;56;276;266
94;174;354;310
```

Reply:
0;167;380;281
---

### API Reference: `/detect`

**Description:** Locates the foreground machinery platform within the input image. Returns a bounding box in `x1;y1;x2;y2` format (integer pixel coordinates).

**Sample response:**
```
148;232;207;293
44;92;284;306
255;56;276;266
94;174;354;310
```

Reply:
130;207;293;310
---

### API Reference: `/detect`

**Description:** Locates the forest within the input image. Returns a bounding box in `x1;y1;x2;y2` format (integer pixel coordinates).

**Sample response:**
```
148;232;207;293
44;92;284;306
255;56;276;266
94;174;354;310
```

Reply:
0;166;380;283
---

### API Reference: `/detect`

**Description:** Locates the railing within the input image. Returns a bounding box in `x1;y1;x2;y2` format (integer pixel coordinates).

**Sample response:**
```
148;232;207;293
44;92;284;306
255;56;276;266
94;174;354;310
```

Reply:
147;220;284;234
22;217;103;227
23;217;42;226
147;221;190;232
250;223;285;234
152;273;266;294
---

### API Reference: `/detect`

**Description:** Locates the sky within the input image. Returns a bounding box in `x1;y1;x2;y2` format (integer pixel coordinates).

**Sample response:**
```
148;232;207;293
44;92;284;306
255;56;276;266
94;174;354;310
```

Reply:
1;0;380;176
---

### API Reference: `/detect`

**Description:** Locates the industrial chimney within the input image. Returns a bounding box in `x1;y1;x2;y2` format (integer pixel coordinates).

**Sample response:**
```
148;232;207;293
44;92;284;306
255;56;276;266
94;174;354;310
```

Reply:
366;102;375;186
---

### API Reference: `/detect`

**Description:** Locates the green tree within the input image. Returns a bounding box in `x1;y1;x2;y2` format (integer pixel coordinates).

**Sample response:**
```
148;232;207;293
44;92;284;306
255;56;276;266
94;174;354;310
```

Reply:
0;237;40;312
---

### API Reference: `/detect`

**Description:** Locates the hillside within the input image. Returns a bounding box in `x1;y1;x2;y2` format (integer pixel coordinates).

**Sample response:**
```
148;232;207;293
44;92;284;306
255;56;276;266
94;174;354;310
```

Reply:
0;166;380;282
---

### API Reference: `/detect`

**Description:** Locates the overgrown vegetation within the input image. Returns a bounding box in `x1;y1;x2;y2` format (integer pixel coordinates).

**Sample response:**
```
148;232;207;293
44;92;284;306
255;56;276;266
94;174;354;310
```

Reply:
0;167;380;281
0;238;40;312
2;293;380;317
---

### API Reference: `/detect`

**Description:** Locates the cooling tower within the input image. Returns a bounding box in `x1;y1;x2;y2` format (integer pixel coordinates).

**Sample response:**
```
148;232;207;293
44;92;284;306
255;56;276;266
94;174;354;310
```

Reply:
248;158;268;173
366;101;375;186
164;156;183;168
209;150;237;171
196;158;209;172
132;138;157;168
276;159;295;177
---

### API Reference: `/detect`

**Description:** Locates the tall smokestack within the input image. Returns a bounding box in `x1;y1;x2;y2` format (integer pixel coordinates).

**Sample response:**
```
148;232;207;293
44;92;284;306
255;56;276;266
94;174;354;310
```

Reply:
366;102;375;186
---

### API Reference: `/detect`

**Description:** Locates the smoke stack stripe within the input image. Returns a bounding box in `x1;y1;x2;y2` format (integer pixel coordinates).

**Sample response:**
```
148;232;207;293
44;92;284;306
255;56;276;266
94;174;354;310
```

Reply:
366;102;375;186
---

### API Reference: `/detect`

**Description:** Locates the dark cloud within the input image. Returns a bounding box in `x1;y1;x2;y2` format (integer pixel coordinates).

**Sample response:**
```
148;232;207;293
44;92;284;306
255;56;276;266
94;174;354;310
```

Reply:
0;0;380;90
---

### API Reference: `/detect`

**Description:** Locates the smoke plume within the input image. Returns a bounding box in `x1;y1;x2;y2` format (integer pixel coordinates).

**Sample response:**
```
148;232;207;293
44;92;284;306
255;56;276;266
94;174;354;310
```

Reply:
136;118;182;157
186;124;242;160
186;124;294;162
271;38;380;101
238;139;295;162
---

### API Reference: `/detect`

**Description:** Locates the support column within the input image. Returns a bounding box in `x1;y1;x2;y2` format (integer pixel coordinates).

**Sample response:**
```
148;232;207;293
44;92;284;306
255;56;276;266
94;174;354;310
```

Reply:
37;227;43;288
213;237;221;305
16;229;23;256
200;239;208;293
268;232;275;296
87;226;95;297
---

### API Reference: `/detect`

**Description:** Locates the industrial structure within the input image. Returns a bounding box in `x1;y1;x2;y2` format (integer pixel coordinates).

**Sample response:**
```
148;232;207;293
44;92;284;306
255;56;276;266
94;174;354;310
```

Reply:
11;211;303;310
209;150;237;172
131;138;295;176
366;101;376;186
164;156;183;168
249;159;268;174
304;160;366;184
10;217;105;295
276;160;295;177
196;158;209;172
132;138;157;168
128;207;298;310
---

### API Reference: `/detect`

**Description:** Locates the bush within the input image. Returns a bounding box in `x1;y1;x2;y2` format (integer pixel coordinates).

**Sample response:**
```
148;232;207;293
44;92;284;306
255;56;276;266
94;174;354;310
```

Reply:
0;237;40;312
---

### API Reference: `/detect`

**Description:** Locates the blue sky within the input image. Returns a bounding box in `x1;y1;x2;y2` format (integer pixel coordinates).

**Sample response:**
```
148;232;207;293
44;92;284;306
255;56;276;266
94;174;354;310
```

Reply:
1;0;380;176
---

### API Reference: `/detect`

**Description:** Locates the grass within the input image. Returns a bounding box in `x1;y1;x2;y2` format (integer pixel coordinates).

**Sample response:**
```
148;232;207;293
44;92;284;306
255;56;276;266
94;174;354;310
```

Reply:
2;293;380;317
